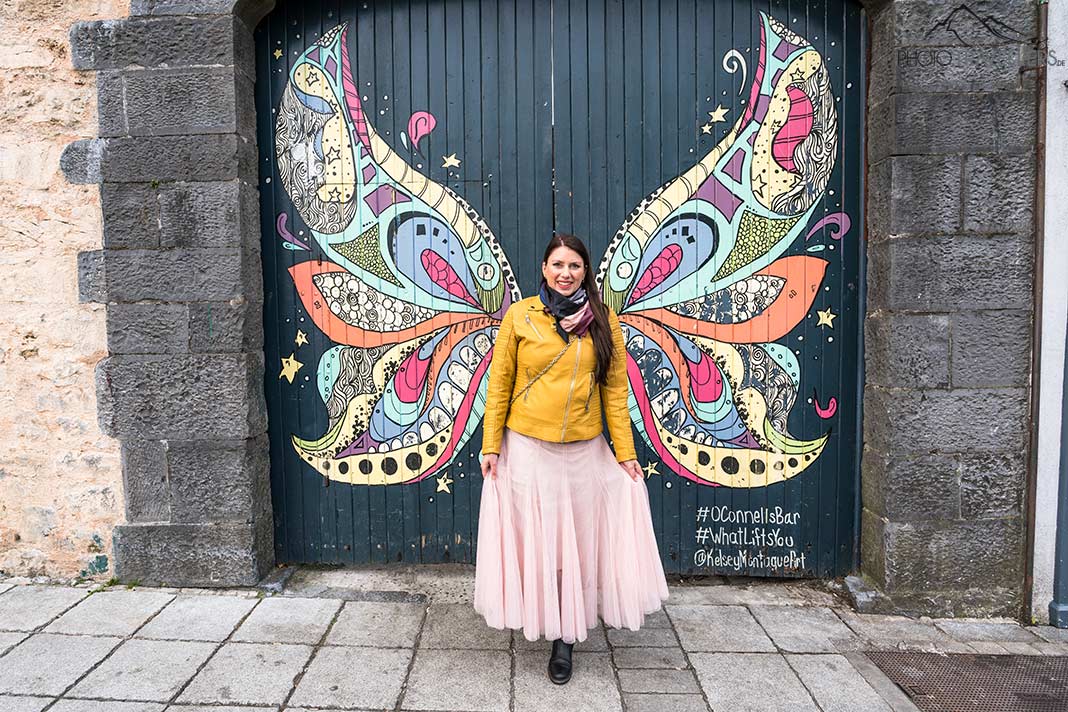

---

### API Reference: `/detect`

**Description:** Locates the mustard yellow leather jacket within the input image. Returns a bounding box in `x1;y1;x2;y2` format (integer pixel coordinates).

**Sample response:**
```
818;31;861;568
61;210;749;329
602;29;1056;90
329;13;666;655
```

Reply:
481;296;638;462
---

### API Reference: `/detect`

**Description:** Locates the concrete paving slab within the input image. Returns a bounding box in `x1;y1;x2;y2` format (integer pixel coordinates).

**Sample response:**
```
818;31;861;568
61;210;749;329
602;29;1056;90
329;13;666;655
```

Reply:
401;649;510;711
668;605;775;652
836;611;956;644
751;605;857;653
606;626;678;648
933;618;1040;643
1032;641;1068;656
1031;625;1068;643
0;634;121;696
786;654;893;712
967;641;1010;654
325;600;424;648
0;631;28;655
68;639;216;702
175;589;261;598
612;646;689;669
873;639;980;654
136;595;257;642
690;652;818;712
284;562;472;604
0;584;13;596
50;702;165;712
288;646;411;710
579;625;610;651
667;585;804;606
618;668;700;694
999;641;1043;655
642;609;672;627
781;583;843;608
514;624;609;651
44;591;174;637
514;651;621;712
0;696;52;712
231;596;340;645
169;707;274;712
420;603;510;650
0;587;88;632
623;692;709;712
176;642;312;706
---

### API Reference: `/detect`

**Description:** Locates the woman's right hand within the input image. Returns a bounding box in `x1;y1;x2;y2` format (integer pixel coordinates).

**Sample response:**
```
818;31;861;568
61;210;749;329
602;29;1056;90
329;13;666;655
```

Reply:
481;453;499;480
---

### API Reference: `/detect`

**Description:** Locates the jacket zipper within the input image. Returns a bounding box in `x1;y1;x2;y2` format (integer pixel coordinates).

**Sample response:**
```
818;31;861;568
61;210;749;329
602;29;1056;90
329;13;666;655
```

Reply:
524;313;543;340
583;373;595;412
560;336;582;441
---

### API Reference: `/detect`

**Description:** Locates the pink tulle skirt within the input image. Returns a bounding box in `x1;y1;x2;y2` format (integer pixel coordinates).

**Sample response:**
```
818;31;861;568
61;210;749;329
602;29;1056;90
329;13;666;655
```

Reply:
474;428;670;643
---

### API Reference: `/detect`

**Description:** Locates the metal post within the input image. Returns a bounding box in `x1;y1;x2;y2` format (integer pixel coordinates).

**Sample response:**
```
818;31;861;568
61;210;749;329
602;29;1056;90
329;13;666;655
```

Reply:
1050;311;1068;627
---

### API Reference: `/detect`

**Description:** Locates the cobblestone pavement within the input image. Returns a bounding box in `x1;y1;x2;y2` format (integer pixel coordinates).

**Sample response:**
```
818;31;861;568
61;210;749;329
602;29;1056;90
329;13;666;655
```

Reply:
1;570;1066;711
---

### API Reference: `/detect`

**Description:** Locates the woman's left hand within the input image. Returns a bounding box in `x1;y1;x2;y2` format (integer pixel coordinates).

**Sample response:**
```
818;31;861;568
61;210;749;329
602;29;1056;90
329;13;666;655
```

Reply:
620;459;642;481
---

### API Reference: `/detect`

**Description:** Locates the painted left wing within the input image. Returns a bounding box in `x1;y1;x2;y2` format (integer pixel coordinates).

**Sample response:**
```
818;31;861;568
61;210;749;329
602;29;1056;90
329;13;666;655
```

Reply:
274;24;519;485
597;13;837;487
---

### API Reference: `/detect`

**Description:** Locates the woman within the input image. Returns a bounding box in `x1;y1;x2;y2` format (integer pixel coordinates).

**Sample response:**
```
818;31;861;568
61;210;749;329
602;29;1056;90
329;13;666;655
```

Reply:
474;233;669;685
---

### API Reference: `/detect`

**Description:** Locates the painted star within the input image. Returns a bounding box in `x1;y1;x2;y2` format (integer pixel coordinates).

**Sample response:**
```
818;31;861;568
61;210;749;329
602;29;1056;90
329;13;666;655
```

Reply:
273;49;283;60
324;147;341;162
700;122;714;135
816;307;837;328
707;104;729;122
327;186;341;201
643;461;660;479
295;329;309;347
754;174;767;198
441;153;461;169
436;473;454;493
791;67;807;82
280;353;303;383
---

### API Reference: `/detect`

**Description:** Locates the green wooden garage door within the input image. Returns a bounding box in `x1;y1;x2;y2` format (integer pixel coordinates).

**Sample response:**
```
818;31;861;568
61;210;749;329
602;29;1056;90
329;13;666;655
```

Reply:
255;0;866;576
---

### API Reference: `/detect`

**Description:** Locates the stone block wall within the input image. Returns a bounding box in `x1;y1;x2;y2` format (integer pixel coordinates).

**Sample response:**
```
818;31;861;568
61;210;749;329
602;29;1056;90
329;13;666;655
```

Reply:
0;1;129;580
59;0;276;586
862;0;1040;616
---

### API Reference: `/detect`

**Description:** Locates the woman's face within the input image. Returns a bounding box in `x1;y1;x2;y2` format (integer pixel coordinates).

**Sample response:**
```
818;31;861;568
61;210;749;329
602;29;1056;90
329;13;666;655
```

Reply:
542;246;586;297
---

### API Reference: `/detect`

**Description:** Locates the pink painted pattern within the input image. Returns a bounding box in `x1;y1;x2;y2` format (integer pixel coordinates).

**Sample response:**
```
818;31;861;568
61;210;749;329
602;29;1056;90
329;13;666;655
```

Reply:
688;351;724;403
339;28;371;151
395;348;431;403
772;86;814;174
421;250;481;306
407;111;437;152
626;356;718;485
630;244;683;303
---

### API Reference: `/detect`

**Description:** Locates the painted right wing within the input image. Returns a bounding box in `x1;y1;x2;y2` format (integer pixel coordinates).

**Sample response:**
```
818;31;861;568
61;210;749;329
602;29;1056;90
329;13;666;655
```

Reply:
596;12;838;487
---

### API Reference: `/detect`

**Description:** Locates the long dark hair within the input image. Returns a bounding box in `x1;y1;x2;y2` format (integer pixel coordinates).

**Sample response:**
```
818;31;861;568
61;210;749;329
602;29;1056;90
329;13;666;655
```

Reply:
541;233;614;385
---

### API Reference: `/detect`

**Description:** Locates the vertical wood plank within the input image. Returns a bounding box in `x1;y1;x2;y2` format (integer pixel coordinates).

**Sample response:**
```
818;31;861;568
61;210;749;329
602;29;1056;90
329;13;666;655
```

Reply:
552;0;574;236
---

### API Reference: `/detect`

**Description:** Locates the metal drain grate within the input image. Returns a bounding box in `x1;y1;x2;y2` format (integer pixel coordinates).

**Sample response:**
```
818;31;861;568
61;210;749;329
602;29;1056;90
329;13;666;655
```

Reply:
866;652;1068;712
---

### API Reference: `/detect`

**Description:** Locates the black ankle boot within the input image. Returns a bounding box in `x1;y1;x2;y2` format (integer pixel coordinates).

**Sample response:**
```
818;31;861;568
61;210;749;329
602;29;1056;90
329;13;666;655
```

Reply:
548;638;574;684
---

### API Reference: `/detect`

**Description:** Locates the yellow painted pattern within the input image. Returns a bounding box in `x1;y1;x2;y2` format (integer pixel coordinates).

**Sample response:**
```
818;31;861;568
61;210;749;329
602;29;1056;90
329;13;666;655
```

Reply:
751;50;823;212
293;65;356;205
642;333;828;487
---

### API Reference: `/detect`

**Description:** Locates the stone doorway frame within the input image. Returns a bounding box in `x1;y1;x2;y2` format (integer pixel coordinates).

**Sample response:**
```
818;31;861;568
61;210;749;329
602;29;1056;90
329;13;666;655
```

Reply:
61;0;1039;620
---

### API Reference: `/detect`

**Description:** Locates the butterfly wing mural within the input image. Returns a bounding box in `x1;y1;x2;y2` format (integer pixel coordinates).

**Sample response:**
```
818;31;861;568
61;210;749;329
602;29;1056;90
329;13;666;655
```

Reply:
595;12;837;487
273;12;838;491
274;24;520;485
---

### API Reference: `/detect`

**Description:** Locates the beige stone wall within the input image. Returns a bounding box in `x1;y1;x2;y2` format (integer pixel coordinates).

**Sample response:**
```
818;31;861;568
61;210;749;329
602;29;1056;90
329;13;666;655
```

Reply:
0;0;129;579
